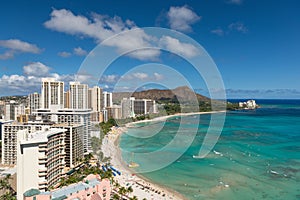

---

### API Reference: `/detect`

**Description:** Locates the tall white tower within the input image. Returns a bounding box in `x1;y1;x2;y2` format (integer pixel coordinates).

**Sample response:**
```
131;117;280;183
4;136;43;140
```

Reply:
69;82;88;109
88;86;103;112
41;78;64;112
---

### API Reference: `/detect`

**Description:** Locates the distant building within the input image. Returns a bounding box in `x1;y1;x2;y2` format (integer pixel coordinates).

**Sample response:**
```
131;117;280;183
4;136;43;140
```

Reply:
121;97;135;118
88;86;103;112
4;101;25;120
22;174;111;200
106;105;122;119
103;91;112;108
64;91;70;109
239;100;257;110
69;82;88;109
121;97;157;118
88;86;103;122
28;92;40;114
41;78;64;112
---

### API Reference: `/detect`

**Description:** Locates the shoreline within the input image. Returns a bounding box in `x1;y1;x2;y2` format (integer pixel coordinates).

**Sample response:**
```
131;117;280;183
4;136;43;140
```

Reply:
102;111;226;200
126;110;226;128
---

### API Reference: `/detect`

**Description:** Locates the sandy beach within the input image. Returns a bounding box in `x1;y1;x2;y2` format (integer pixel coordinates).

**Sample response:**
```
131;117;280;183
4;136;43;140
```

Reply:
101;111;226;200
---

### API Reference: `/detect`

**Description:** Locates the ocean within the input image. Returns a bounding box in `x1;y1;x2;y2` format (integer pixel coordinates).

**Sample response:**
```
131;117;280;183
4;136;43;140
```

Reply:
119;100;300;200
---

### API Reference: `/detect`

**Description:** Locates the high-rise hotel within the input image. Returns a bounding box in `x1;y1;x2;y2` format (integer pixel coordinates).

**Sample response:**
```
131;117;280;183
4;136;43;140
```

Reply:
41;78;64;112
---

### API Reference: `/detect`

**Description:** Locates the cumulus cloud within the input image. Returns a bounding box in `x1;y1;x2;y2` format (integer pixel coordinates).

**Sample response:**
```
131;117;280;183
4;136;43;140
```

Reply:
73;47;87;56
0;39;42;59
100;74;120;83
44;9;136;42
44;9;162;60
58;51;72;57
23;62;51;77
0;62;77;95
154;72;164;80
102;28;160;61
167;5;201;32
159;35;200;58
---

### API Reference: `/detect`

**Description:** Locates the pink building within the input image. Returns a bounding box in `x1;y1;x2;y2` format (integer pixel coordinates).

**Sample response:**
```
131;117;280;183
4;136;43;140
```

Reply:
23;174;111;200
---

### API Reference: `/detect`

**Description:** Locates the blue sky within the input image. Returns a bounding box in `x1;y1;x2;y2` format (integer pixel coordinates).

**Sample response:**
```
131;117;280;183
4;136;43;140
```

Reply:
0;0;299;98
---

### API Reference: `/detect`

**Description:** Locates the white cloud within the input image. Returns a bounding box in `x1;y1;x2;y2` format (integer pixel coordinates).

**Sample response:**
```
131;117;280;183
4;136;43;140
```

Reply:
58;51;72;57
0;39;42;60
226;0;243;5
132;72;149;80
167;5;201;32
211;28;224;36
23;62;51;77
73;47;87;56
0;39;41;53
0;51;14;60
159;35;200;58
228;22;248;33
103;28;160;61
154;72;164;80
44;9;135;42
100;74;120;83
0;63;77;95
44;9;161;60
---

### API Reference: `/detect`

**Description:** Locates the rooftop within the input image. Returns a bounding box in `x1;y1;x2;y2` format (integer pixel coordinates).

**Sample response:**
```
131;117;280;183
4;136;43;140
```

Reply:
20;128;66;144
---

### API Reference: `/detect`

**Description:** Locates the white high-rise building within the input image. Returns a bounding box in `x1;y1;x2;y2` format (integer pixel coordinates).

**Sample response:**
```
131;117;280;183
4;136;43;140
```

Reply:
69;82;88;109
4;101;25;121
28;92;40;114
121;97;157;118
103;91;112;108
88;86;103;112
41;78;64;112
1;123;46;165
17;128;67;200
35;109;92;153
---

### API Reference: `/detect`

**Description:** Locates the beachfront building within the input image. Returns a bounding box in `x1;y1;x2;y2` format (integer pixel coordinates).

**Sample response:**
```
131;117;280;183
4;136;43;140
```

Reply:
22;174;111;200
41;78;64;112
1;122;46;165
34;109;92;153
51;123;84;168
69;82;88;109
106;105;122;119
17;127;68;200
121;97;135;118
121;97;157;118
28;92;41;114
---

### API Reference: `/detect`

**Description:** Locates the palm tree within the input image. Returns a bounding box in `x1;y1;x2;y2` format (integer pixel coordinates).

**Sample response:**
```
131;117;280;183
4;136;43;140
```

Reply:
0;175;16;200
118;186;127;199
129;196;138;200
127;186;133;196
112;193;120;200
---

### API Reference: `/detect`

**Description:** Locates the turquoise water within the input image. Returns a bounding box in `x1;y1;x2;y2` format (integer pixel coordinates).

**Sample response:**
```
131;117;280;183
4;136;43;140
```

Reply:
120;100;300;199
